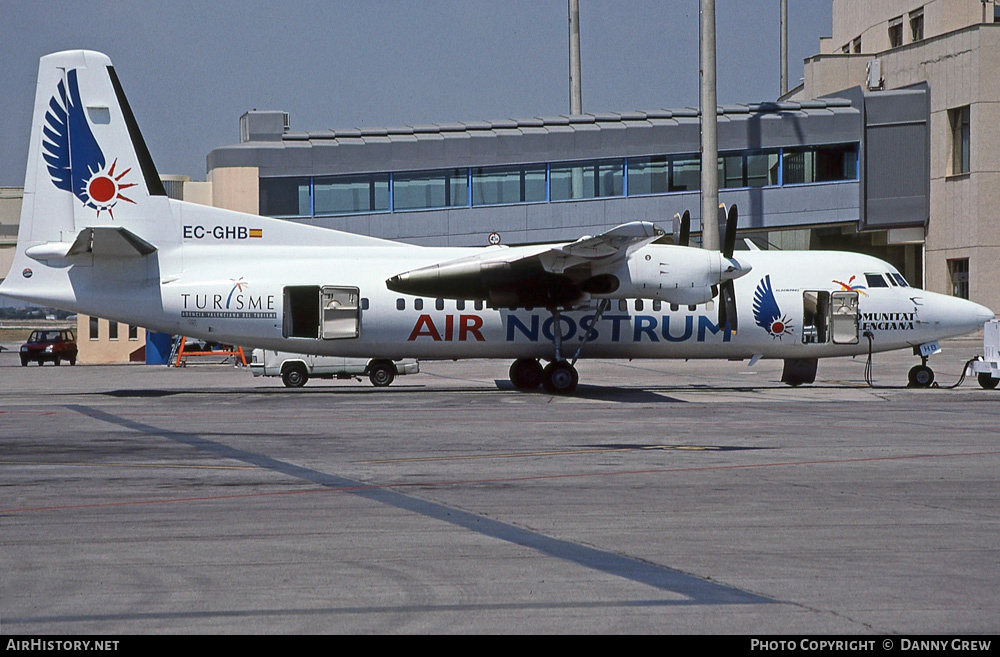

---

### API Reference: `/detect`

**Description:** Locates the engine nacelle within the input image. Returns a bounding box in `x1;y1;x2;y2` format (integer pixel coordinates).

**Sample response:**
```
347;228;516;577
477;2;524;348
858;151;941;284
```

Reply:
595;244;748;305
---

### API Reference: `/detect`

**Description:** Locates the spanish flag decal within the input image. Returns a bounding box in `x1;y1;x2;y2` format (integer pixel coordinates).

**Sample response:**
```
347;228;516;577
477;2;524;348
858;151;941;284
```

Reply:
249;228;263;238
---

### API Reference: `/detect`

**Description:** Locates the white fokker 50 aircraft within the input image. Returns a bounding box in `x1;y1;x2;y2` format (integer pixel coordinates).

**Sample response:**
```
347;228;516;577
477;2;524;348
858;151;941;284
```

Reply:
2;51;994;392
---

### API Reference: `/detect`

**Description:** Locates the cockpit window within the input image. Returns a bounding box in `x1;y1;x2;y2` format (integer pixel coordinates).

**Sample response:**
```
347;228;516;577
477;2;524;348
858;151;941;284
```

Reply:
891;273;909;287
864;273;889;288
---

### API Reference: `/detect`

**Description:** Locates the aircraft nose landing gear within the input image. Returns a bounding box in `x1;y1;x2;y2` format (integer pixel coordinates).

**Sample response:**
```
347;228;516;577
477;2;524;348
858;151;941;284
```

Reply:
907;349;937;388
908;362;934;387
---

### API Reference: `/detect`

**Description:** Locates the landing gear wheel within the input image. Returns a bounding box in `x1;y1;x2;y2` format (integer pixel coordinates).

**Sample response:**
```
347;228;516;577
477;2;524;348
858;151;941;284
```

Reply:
20;357;28;367
368;361;396;387
509;358;543;389
69;356;76;366
281;363;309;388
542;361;578;394
908;364;934;388
978;373;999;390
54;357;61;366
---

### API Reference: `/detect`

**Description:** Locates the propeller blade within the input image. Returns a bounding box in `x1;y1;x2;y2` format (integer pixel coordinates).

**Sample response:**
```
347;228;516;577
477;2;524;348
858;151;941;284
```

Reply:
672;213;680;245
679;210;690;246
722;204;738;259
718;279;738;334
717;204;739;333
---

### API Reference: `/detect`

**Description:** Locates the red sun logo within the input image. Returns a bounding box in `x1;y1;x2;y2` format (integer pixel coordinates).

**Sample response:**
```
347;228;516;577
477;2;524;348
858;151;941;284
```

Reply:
767;315;794;340
83;159;137;218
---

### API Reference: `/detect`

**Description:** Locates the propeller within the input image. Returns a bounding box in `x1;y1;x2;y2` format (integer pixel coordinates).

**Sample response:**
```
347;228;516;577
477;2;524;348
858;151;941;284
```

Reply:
717;204;739;334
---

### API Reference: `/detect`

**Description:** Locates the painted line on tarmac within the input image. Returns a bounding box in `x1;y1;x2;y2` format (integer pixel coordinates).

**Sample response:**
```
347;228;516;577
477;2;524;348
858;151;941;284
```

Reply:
57;403;774;606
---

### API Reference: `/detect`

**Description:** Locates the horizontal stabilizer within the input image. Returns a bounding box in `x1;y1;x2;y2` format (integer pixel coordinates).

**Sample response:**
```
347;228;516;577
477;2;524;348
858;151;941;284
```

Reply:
24;226;156;261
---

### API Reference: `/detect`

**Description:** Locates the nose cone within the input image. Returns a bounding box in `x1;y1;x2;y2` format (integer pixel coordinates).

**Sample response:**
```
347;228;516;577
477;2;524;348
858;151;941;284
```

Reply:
921;293;995;336
972;300;996;326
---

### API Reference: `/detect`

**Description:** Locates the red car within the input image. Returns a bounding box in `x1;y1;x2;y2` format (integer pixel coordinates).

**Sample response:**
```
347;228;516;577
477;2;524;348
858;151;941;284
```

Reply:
20;329;78;366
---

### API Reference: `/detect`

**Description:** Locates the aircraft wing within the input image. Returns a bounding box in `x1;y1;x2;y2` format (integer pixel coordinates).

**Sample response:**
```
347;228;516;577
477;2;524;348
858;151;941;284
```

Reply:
386;221;664;308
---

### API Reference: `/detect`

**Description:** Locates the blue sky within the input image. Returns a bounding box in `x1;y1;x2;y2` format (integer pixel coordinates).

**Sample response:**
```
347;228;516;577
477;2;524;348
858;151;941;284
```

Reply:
0;0;832;186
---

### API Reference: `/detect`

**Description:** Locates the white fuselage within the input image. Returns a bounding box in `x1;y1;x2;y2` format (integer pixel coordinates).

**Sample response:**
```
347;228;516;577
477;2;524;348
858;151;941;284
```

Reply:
10;234;987;364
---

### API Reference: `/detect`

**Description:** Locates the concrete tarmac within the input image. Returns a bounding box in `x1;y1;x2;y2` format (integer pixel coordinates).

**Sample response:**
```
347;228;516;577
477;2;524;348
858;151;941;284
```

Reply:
1;337;997;634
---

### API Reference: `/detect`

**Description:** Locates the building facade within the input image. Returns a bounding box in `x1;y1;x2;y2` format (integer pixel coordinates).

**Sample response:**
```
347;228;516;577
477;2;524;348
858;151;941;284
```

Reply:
789;0;1000;312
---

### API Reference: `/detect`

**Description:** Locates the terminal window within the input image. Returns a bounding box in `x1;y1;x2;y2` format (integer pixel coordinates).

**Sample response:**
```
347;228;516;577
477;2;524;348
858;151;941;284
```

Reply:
782;144;857;185
909;8;924;42
472;165;546;205
258;142;857;219
949;106;970;175
949;258;969;299
259;177;310;216
888;17;903;48
314;174;388;215
550;159;623;200
394;169;467;210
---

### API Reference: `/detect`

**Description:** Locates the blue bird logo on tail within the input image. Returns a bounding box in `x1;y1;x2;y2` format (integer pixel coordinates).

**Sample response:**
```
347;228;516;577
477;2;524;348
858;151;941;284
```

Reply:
42;69;136;218
753;275;793;339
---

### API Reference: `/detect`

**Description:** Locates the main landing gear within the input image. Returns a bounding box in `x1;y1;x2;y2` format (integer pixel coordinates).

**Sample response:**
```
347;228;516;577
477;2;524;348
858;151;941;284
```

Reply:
509;358;579;394
508;300;610;395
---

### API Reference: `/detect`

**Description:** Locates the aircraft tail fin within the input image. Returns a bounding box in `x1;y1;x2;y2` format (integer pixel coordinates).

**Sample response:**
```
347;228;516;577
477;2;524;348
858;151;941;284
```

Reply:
17;50;173;248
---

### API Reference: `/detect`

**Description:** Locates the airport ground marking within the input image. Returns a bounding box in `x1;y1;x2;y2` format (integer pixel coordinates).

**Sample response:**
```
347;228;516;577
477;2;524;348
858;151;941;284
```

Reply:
35;403;774;605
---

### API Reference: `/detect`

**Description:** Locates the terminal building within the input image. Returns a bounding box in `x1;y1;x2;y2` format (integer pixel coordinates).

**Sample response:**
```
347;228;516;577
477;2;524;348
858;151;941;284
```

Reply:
207;92;927;288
